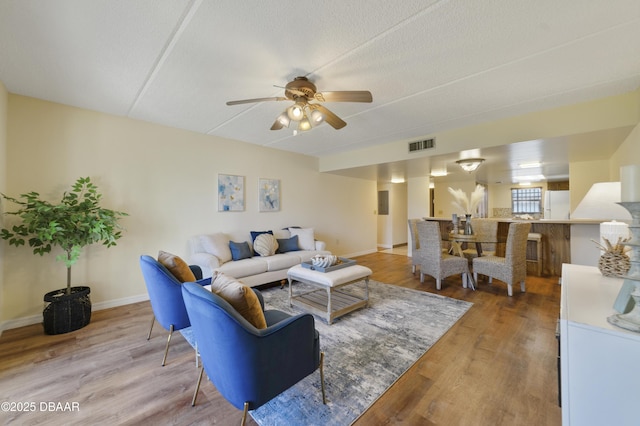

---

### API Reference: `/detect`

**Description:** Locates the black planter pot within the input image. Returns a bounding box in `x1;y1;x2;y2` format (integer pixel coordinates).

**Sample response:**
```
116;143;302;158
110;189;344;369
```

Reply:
43;286;92;335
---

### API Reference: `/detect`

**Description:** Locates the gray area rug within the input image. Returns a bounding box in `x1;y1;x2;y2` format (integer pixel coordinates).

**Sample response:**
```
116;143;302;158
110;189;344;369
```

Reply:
248;280;473;426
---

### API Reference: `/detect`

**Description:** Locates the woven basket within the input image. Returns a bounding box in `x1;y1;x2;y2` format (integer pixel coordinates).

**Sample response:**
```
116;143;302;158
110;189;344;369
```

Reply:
598;252;630;278
42;286;92;335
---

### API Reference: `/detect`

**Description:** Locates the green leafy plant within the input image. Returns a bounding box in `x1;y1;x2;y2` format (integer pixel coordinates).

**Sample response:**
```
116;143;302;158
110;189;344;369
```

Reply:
1;177;128;295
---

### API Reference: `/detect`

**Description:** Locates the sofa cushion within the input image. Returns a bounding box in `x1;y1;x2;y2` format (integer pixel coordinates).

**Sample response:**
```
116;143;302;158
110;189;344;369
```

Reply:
288;227;315;250
253;233;278;257
263;253;301;271
157;250;196;282
199;233;232;264
276;235;299;253
229;240;252;261
216;257;268;279
210;271;266;329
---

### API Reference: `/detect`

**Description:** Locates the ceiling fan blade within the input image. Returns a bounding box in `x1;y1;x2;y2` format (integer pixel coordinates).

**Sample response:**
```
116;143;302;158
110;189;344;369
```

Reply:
315;91;372;103
314;104;347;129
226;97;287;106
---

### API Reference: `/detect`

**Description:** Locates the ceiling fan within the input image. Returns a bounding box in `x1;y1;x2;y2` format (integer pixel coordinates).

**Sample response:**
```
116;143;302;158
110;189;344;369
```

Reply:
226;76;372;131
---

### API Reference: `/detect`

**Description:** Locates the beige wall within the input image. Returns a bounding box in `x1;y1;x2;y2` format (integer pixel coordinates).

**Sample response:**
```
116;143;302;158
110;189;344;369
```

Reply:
1;95;377;328
376;182;408;248
610;123;640;180
569;99;640;210
569;160;612;211
320;91;640;173
0;81;7;326
390;183;408;246
433;179;477;219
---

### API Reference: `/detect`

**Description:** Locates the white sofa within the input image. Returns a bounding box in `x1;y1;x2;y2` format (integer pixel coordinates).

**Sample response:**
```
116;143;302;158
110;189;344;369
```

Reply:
188;227;330;287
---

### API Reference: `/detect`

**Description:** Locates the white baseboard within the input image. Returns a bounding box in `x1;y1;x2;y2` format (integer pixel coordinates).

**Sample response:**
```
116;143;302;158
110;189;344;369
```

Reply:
0;293;150;336
0;314;42;333
339;248;377;259
93;293;150;311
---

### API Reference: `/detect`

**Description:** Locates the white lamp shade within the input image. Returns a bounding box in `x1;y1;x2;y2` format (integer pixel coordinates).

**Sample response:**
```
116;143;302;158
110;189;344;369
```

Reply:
310;109;324;124
276;112;290;127
287;104;304;121
298;117;311;131
600;221;630;253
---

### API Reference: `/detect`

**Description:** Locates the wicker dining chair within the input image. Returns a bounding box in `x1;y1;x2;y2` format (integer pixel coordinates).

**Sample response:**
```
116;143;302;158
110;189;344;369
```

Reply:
408;218;426;274
417;221;471;290
472;222;531;296
462;218;499;261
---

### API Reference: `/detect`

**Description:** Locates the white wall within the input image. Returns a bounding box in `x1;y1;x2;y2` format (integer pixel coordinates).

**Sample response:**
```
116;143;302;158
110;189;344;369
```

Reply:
1;95;377;328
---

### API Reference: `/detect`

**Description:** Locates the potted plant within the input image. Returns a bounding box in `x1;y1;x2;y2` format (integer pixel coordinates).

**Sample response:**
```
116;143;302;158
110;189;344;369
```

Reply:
1;177;127;334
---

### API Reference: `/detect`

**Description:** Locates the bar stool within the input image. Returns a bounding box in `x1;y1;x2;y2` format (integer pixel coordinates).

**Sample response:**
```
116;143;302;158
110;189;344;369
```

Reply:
526;233;542;276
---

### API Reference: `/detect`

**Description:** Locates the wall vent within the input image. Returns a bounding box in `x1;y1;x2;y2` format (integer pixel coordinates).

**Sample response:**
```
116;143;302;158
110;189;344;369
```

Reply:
408;138;435;153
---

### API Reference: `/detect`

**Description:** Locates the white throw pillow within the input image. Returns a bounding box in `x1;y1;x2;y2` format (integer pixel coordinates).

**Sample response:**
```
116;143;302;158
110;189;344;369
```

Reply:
199;233;232;264
288;227;315;250
253;233;279;257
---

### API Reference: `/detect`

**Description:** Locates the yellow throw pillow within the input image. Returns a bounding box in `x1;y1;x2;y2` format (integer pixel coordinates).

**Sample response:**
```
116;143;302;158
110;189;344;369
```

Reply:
210;272;267;329
158;250;197;283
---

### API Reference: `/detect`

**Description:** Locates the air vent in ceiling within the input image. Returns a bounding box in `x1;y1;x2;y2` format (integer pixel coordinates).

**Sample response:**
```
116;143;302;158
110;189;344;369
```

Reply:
408;138;435;153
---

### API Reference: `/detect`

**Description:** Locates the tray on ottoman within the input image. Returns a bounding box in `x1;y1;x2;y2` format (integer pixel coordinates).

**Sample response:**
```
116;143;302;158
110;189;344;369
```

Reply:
301;257;356;273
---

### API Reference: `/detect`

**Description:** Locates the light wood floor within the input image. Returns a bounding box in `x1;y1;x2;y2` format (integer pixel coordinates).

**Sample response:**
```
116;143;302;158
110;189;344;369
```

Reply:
0;252;562;425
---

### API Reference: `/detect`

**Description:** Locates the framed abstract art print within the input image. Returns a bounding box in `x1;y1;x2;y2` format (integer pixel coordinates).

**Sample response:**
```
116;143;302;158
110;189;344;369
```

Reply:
218;174;245;211
259;178;280;212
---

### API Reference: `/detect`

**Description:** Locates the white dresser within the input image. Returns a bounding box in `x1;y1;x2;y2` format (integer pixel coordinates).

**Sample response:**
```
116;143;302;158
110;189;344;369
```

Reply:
560;263;640;426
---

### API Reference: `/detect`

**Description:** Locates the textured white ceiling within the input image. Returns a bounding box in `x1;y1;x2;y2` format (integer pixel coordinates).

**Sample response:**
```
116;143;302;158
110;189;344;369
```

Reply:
1;0;639;182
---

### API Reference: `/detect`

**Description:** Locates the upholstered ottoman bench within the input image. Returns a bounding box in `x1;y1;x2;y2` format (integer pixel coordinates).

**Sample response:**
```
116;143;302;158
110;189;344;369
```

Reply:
287;264;372;324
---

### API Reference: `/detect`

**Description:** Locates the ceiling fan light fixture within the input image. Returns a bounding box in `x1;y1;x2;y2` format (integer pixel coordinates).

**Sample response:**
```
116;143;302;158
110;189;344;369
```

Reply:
298;116;311;131
276;112;291;127
456;158;485;173
287;104;304;121
310;108;324;124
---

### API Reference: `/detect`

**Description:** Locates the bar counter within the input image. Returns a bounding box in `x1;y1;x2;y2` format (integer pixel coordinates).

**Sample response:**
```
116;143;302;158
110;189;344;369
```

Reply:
424;217;604;277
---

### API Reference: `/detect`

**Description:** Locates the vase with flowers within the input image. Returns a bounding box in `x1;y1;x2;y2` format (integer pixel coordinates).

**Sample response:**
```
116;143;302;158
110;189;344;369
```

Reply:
448;185;485;235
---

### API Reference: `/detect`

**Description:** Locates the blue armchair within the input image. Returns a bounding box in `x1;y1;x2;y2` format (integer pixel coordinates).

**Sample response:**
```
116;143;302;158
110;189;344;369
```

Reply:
181;282;326;424
139;255;209;366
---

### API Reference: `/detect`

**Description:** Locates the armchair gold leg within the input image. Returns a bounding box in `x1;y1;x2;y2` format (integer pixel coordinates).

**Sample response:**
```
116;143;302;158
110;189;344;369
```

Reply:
161;324;174;366
320;351;326;404
147;315;155;340
191;366;204;407
241;402;249;426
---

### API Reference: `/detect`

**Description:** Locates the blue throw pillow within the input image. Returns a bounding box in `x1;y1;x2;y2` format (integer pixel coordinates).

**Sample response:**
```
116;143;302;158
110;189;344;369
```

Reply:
277;235;299;253
251;230;273;241
229;241;252;261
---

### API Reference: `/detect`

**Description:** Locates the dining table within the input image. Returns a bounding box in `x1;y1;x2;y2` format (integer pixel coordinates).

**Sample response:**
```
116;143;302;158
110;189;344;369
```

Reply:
445;232;504;258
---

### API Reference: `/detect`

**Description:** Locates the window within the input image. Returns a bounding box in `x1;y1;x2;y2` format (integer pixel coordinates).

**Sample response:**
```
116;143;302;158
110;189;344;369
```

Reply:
511;187;542;214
